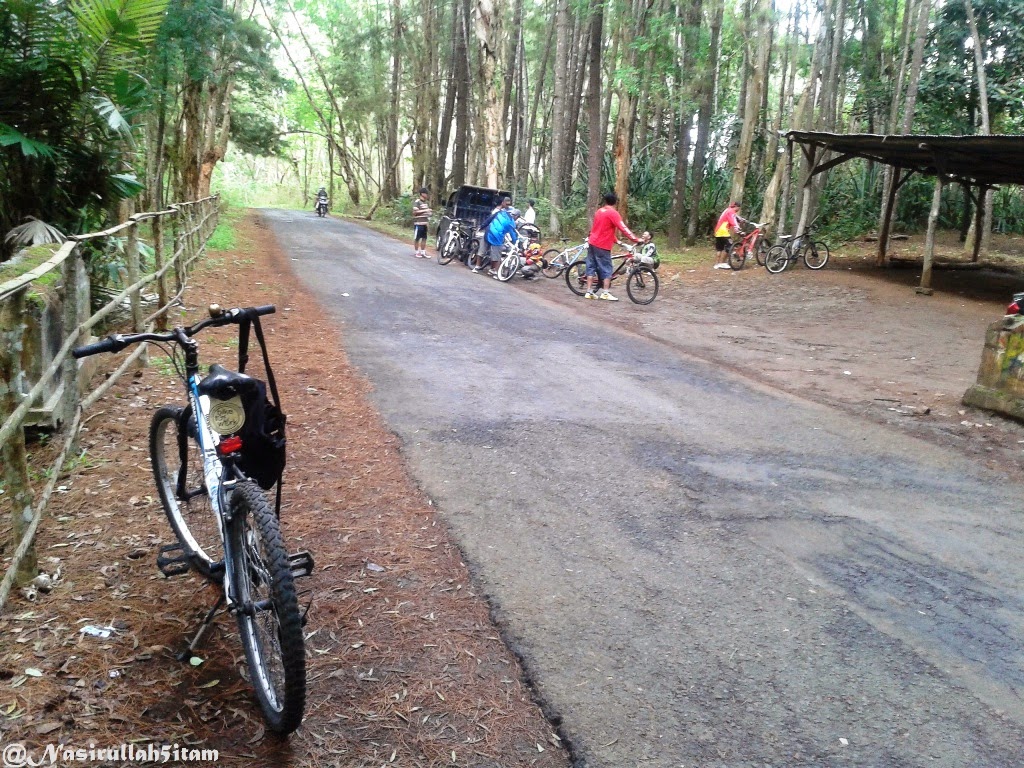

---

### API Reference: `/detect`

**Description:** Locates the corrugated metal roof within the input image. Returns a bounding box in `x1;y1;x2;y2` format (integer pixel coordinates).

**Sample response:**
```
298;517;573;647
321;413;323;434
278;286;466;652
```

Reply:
784;131;1024;187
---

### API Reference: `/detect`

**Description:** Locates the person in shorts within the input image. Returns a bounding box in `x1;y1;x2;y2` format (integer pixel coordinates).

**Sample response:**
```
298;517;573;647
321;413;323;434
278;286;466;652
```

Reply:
475;197;518;277
585;192;647;301
412;187;431;258
713;201;749;269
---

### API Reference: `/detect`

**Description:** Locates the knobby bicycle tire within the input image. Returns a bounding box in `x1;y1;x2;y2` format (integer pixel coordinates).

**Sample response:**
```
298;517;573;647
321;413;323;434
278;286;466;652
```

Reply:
765;245;790;274
437;234;459;265
565;260;589;296
541;248;565;278
150;405;221;578
727;243;747;270
496;251;519;281
803;241;830;270
229;481;306;734
626;265;659;304
755;240;769;267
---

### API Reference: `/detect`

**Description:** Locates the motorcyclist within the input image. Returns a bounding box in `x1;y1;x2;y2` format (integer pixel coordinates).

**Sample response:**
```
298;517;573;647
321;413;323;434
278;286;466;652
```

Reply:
315;187;329;214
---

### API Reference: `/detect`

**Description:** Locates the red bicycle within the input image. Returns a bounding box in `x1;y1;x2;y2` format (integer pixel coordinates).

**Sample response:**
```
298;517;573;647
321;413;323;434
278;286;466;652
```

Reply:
727;222;769;270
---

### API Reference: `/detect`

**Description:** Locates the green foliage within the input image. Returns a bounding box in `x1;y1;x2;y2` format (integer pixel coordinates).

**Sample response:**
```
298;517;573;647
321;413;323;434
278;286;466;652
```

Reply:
0;0;168;260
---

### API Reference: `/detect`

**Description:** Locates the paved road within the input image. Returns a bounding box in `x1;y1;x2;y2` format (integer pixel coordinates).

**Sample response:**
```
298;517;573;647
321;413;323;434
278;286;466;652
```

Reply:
267;209;1024;768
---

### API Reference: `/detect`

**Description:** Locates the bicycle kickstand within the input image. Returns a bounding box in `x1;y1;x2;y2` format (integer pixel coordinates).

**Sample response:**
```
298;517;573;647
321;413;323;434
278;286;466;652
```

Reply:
176;593;228;662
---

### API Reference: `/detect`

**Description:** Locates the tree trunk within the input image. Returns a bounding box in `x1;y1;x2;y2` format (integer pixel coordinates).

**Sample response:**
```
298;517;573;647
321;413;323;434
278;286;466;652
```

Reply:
729;0;771;205
384;0;403;200
667;0;703;247
452;0;472;188
686;0;723;245
585;3;605;218
963;0;993;259
548;0;571;235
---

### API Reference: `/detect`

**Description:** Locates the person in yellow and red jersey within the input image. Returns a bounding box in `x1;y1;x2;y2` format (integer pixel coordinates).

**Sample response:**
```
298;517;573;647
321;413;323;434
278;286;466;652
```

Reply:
713;201;750;270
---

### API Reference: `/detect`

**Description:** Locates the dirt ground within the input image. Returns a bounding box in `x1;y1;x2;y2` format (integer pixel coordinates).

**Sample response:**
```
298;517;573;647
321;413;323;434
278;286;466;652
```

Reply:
3;215;1024;766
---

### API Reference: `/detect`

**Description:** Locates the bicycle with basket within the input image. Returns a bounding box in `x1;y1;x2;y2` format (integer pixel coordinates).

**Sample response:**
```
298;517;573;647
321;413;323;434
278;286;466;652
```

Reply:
72;303;313;735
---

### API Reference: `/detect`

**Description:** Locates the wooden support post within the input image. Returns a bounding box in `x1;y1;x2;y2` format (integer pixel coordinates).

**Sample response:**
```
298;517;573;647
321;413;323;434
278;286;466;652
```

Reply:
125;221;143;332
971;186;986;263
917;177;944;296
171;209;184;296
0;289;38;585
878;166;901;266
153;216;169;330
60;248;83;427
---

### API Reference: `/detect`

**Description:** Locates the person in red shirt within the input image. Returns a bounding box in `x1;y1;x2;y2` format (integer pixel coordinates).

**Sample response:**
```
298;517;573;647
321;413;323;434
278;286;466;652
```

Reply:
585;192;648;301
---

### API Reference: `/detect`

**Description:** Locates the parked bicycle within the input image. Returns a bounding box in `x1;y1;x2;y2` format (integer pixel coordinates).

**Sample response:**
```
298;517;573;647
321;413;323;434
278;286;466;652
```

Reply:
72;304;313;735
764;229;830;273
564;241;660;304
437;218;478;266
540;239;588;278
727;222;769;270
495;235;546;281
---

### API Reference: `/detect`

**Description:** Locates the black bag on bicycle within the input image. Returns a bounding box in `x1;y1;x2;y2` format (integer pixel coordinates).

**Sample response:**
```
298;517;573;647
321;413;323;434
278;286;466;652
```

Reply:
236;312;287;493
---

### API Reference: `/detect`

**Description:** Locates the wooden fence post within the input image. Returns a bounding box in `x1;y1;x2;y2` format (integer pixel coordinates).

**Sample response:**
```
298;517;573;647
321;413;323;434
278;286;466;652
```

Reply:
153;216;168;330
0;289;38;585
171;207;184;296
60;248;83;427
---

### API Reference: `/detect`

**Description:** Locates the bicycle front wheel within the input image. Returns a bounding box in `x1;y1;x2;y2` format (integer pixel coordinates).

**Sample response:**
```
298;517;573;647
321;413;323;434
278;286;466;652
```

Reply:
437;234;458;265
803;241;830;270
765;246;789;274
565;260;589;296
727;243;746;271
150;406;221;578
626;265;660;304
229;481;306;734
496;252;518;281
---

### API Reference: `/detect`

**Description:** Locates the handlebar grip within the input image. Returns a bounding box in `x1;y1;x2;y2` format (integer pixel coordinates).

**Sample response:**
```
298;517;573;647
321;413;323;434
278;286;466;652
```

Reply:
72;335;125;359
250;305;276;316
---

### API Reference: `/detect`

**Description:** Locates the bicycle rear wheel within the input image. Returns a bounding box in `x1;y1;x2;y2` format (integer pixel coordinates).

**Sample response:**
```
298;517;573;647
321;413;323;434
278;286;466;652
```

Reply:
565;260;589;296
765;246;789;274
150;406;221;577
727;243;746;270
626;265;660;304
229;481;306;734
803;241;830;270
541;248;565;278
755;239;770;267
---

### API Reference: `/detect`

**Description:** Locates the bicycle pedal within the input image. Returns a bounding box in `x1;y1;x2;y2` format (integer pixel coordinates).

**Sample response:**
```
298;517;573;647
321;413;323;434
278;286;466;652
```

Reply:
288;551;315;579
157;543;191;577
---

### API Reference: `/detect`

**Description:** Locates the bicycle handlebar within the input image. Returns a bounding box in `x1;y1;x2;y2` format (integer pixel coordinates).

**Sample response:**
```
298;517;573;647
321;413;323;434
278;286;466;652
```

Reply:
72;304;276;359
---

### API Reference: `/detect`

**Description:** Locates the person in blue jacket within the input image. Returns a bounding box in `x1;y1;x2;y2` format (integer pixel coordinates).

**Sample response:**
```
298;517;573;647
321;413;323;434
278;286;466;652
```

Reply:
472;196;518;277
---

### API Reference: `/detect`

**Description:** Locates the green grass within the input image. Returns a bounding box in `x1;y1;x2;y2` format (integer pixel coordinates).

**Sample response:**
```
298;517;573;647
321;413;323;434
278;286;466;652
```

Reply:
0;244;62;284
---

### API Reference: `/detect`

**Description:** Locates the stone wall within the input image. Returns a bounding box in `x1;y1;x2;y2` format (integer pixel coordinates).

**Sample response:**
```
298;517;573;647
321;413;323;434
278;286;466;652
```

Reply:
962;315;1024;422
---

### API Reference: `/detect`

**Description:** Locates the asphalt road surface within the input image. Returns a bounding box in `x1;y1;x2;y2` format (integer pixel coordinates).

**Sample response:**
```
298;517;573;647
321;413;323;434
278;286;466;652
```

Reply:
268;209;1024;768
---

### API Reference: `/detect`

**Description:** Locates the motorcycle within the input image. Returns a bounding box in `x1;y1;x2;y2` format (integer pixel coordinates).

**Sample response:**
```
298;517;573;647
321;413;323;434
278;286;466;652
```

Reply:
315;196;329;217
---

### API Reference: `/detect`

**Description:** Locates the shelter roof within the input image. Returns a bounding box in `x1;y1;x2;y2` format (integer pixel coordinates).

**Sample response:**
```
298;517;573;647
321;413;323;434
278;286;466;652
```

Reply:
784;131;1024;187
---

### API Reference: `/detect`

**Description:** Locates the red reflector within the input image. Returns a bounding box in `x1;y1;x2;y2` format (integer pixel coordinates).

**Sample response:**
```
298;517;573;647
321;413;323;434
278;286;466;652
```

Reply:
1008;302;1019;315
218;435;243;455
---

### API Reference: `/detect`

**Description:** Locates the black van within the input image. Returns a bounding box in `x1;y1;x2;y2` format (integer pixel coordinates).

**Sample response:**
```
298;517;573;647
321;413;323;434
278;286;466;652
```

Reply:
435;185;512;253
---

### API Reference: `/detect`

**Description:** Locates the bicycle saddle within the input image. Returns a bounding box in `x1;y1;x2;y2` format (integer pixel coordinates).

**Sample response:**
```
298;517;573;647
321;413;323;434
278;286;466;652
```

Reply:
198;364;259;399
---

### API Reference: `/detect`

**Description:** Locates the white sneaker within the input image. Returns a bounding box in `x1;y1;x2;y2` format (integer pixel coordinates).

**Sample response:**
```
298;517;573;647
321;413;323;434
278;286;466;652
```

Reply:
584;292;597;299
598;291;619;301
713;263;729;270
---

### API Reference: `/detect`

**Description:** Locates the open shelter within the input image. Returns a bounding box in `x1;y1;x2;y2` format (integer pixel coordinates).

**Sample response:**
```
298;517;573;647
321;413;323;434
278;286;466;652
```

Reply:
783;131;1024;294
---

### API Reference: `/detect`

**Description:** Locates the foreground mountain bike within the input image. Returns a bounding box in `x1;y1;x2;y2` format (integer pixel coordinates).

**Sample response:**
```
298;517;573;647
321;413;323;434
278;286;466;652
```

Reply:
73;304;313;735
